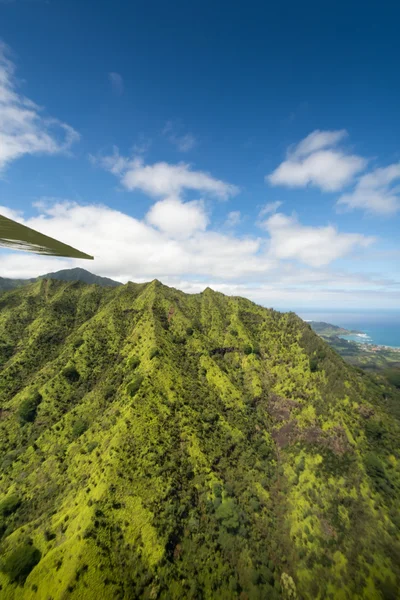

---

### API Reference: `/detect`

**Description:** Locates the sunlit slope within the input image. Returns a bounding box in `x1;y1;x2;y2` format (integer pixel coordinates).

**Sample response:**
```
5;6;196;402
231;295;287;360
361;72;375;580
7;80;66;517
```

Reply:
0;279;399;599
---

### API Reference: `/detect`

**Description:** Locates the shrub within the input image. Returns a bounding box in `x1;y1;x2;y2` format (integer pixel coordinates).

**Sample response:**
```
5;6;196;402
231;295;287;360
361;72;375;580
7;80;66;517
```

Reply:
44;530;56;541
384;368;400;389
87;441;98;453
127;375;144;397
0;543;41;584
365;420;386;442
215;498;239;531
128;356;140;369
104;385;115;400
150;348;160;360
72;419;88;439
18;391;42;424
0;494;21;517
62;366;80;383
365;452;385;480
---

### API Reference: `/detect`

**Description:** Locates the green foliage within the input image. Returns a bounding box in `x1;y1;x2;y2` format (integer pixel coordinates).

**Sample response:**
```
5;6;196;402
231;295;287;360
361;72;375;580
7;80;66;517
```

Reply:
44;529;56;541
0;542;41;584
72;419;88;438
0;278;399;599
62;365;80;382
18;390;42;423
0;494;21;517
384;368;400;388
127;374;144;397
365;419;387;442
215;498;240;531
128;356;140;369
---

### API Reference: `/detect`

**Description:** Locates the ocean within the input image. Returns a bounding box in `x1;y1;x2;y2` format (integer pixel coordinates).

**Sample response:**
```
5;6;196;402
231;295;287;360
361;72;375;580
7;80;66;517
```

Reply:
297;310;400;349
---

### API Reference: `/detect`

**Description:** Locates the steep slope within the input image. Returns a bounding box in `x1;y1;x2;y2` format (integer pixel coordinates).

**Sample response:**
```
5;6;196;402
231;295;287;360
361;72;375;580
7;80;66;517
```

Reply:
0;280;399;600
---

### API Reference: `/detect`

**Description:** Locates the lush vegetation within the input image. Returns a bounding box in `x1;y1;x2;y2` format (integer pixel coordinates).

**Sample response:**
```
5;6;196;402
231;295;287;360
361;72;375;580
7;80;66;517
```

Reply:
0;278;399;599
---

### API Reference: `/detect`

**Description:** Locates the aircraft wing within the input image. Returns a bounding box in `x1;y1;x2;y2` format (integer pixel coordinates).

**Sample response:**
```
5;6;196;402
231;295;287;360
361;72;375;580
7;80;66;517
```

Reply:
0;214;93;260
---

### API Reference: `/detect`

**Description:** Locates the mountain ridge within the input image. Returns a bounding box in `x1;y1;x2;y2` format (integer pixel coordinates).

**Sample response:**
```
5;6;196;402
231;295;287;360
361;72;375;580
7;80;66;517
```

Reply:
0;268;122;293
0;279;399;599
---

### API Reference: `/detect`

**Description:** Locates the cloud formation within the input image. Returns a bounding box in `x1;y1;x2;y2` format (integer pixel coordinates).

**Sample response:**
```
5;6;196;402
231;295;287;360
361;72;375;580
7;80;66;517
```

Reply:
108;72;124;96
225;211;241;227
122;159;238;199
93;149;239;201
0;41;80;172
337;162;400;215
0;199;377;282
1;197;393;308
267;129;367;192
262;212;374;267
146;197;208;238
258;201;282;217
163;121;197;152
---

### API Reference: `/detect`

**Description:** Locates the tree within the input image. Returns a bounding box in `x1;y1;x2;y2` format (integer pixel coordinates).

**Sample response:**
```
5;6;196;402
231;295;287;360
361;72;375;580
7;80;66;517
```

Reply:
1;543;41;584
18;391;42;423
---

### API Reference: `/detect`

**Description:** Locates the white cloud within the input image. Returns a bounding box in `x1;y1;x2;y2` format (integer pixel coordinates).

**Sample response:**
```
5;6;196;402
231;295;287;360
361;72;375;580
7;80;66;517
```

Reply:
89;146;128;176
108;72;124;96
258;201;282;217
174;280;400;310
292;130;348;158
267;129;367;192
163;120;197;152
0;200;269;280
225;211;241;227
0;199;381;287
263;212;374;267
122;159;238;199
337;162;400;215
146;197;208;238
1;199;394;308
0;204;22;220
0;41;80;172
93;150;239;201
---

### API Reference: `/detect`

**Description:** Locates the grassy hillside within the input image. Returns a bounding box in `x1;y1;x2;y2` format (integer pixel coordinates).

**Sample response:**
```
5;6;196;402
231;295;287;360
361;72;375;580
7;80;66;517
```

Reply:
0;279;399;599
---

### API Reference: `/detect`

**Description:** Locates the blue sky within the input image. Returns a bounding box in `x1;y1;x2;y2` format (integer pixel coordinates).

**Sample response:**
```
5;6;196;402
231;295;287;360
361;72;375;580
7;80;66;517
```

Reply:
0;0;399;309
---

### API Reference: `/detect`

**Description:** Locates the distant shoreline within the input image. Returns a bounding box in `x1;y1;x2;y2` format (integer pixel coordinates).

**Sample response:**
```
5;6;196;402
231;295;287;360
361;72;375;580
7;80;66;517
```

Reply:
339;336;400;352
307;320;400;351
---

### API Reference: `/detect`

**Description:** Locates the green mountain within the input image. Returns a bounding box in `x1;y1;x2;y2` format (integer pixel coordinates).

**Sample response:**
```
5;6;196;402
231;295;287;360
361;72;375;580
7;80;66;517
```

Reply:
308;321;362;337
0;278;32;293
0;279;399;599
0;268;122;293
38;268;122;288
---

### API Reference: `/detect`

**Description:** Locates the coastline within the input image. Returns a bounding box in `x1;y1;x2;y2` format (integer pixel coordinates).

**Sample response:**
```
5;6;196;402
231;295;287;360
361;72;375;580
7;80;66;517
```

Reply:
339;336;400;352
